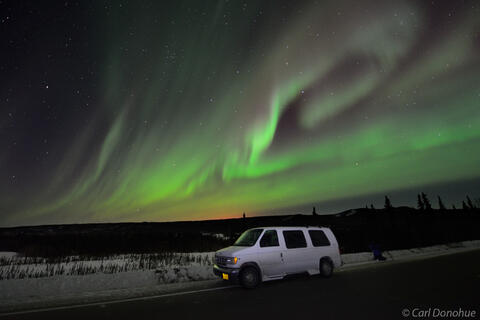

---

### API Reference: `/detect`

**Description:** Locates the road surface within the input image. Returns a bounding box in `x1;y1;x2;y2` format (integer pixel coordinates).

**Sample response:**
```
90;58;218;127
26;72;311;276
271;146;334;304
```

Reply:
2;249;479;320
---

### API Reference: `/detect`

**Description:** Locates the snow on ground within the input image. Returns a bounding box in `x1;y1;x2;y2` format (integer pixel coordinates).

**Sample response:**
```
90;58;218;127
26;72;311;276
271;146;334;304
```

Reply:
340;252;373;264
1;240;479;309
0;252;215;280
341;240;480;265
0;252;18;259
0;252;217;306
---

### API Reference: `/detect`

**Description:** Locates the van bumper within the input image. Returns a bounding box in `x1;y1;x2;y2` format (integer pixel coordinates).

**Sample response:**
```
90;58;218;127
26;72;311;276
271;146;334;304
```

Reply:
213;264;240;282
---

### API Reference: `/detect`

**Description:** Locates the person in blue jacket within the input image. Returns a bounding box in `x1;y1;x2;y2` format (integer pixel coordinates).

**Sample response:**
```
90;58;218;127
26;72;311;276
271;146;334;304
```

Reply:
369;243;387;261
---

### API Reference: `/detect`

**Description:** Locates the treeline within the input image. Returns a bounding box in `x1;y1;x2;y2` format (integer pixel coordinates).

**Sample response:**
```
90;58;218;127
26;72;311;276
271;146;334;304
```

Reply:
0;228;231;257
370;193;479;211
333;207;479;254
336;193;480;253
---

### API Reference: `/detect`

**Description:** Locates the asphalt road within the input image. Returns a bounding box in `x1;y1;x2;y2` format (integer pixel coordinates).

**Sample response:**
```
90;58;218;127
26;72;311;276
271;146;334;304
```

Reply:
2;249;479;320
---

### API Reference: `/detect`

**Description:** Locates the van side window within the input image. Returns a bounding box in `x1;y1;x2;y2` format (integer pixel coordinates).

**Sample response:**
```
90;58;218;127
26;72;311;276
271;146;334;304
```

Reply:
283;230;307;249
260;230;279;247
309;230;331;247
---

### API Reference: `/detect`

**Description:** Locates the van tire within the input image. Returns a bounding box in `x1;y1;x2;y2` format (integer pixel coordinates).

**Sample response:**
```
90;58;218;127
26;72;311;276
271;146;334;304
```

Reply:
320;258;333;278
240;266;260;289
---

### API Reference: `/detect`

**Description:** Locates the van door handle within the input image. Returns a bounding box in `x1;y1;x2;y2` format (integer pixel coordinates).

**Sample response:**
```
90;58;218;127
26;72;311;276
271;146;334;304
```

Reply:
280;253;283;258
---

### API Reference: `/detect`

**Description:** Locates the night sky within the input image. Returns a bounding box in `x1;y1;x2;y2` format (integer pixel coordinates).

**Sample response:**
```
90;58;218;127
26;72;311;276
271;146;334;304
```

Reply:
1;0;480;226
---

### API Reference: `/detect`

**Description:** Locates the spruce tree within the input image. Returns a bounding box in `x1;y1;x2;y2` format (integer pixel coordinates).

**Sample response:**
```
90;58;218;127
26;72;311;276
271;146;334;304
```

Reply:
466;196;475;209
312;206;317;216
421;192;432;210
462;201;468;210
438;196;446;211
417;194;425;210
384;196;393;210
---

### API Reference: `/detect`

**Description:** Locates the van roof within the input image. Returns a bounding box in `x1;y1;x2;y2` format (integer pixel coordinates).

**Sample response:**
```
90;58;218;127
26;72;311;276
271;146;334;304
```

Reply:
249;226;328;230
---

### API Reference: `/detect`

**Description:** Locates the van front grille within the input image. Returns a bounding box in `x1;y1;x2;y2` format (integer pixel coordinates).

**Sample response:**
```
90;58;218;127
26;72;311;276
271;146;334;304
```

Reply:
215;255;227;266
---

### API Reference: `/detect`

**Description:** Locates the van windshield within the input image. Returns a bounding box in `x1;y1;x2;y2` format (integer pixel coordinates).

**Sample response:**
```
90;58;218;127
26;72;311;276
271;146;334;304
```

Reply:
234;229;264;246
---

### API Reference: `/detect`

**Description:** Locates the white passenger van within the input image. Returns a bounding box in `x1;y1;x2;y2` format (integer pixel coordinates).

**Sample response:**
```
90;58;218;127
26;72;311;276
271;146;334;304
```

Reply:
213;226;341;288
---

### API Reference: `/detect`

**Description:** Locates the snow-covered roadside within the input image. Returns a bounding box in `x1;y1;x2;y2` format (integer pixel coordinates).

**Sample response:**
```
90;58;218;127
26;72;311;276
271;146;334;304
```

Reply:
340;240;480;266
1;240;479;312
0;252;17;259
0;265;218;301
0;252;215;280
0;253;218;309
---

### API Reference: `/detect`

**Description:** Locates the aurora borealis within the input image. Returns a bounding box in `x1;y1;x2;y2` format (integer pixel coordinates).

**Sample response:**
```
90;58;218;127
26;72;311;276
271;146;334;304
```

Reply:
1;0;480;226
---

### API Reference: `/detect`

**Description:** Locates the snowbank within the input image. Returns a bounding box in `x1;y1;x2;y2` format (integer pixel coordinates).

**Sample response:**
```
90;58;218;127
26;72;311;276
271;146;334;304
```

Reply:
0;253;217;306
341;240;480;266
0;252;17;259
0;252;215;280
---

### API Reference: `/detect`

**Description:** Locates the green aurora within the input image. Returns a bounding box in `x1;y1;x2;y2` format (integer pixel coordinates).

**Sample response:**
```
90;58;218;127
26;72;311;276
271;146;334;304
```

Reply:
1;0;480;226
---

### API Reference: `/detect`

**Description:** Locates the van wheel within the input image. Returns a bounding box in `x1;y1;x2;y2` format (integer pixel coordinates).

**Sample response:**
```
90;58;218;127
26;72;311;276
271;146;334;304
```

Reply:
320;258;333;278
240;267;260;289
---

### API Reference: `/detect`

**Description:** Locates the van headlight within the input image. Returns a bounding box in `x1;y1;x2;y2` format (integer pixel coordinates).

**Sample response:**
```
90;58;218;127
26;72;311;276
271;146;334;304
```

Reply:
225;257;238;265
